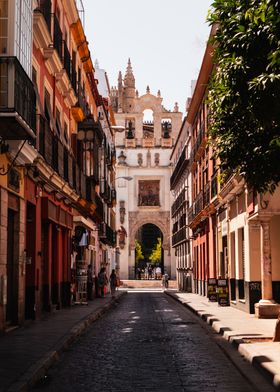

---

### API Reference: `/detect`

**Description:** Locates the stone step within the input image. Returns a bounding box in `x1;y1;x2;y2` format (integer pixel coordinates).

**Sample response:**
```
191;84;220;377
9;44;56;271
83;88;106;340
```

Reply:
120;279;178;289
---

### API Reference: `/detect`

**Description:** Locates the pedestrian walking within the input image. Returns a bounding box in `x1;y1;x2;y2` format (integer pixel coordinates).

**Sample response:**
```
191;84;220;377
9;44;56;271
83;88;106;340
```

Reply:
98;267;108;297
87;265;93;300
164;273;169;288
109;269;118;298
155;265;162;280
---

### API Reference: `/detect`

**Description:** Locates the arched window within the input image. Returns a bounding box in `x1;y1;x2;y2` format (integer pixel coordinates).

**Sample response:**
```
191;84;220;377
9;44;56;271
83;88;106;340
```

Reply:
143;109;154;138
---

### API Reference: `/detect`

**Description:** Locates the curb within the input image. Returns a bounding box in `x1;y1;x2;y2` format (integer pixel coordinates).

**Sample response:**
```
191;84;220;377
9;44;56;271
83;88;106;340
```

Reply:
7;292;127;392
165;291;279;391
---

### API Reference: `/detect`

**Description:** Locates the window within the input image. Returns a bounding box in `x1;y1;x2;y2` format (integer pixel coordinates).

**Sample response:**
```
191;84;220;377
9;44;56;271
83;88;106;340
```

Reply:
0;0;8;54
142;109;154;138
64;121;69;145
161;118;172;138
55;107;62;136
15;0;33;77
125;118;135;139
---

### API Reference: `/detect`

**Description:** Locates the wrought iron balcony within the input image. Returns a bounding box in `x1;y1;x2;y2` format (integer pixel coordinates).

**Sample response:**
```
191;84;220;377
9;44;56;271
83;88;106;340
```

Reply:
172;227;187;247
94;192;104;220
100;178;113;204
188;181;212;225
0;57;36;140
170;146;189;190
99;222;116;246
171;188;186;217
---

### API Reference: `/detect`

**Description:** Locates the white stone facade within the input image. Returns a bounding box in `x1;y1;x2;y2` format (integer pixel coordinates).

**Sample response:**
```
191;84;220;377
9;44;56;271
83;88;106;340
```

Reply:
112;60;182;279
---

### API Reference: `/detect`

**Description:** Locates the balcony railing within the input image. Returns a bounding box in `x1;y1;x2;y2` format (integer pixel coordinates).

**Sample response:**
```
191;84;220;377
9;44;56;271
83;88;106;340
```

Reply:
170;146;189;189
172;227;187;247
171;188;186;217
190;122;206;165
39;115;86;194
94;192;104;219
0;57;36;140
99;222;116;246
188;181;212;225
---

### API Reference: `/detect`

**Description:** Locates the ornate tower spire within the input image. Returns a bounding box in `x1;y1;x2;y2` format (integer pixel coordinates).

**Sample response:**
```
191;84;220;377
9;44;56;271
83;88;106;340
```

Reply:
124;58;135;88
123;58;136;112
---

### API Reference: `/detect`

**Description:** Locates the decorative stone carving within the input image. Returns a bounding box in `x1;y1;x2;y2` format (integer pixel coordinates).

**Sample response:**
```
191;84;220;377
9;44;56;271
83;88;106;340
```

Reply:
147;149;151;167
154;153;160;166
119;200;125;224
137;153;143;167
118;150;127;165
118;225;127;249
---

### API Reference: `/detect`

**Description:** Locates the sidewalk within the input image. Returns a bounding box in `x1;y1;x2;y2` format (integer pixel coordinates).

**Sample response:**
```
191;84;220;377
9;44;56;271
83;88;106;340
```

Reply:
0;291;126;392
166;291;280;390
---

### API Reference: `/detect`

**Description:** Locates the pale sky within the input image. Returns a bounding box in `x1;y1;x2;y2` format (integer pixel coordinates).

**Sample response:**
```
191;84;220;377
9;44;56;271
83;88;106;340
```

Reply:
82;0;213;114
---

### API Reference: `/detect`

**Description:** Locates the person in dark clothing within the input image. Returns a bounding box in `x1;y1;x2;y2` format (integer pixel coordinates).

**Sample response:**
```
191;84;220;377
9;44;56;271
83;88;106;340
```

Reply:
109;269;118;298
87;265;93;300
98;267;108;297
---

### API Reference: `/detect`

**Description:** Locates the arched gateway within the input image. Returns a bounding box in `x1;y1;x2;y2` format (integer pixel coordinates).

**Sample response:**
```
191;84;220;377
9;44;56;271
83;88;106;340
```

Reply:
128;212;171;279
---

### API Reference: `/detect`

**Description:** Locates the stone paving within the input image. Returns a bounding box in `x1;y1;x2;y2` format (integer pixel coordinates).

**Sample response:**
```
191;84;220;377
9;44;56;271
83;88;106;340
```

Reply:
167;292;280;390
0;292;126;392
32;291;273;392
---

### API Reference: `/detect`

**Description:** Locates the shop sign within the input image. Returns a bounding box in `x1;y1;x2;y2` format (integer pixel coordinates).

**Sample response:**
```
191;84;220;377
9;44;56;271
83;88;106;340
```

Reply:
217;279;229;306
207;278;217;302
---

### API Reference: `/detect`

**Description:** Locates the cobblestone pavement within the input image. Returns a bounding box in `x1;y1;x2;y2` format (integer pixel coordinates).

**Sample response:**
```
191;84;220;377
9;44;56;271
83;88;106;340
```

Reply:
34;292;274;392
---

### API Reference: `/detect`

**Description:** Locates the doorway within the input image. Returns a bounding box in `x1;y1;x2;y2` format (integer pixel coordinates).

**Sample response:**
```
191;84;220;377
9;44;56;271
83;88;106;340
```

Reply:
6;209;18;325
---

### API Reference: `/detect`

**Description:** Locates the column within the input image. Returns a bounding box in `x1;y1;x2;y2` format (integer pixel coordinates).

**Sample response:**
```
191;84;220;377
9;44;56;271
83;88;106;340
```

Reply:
260;219;273;303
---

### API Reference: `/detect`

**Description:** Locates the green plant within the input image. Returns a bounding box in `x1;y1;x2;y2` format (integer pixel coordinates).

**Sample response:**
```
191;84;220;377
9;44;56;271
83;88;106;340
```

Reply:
149;237;162;265
135;240;144;265
207;0;280;193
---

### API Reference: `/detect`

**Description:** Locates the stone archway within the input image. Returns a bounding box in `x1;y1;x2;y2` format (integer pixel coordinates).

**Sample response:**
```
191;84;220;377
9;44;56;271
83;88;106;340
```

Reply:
129;211;170;255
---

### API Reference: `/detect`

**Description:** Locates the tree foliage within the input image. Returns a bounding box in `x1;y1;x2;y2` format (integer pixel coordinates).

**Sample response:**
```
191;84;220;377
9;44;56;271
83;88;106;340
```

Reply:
207;0;280;193
149;237;162;264
135;240;144;265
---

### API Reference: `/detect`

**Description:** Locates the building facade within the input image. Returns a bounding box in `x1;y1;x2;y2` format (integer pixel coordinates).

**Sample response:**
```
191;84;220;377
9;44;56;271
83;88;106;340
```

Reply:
174;25;280;317
170;118;192;291
0;0;117;332
111;60;182;279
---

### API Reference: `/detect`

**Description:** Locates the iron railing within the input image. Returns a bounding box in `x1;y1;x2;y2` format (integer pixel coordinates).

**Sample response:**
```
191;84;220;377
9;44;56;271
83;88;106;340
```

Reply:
0;57;36;136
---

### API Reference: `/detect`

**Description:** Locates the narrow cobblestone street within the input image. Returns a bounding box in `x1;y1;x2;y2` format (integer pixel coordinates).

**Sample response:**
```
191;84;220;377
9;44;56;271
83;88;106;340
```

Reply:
33;292;273;392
